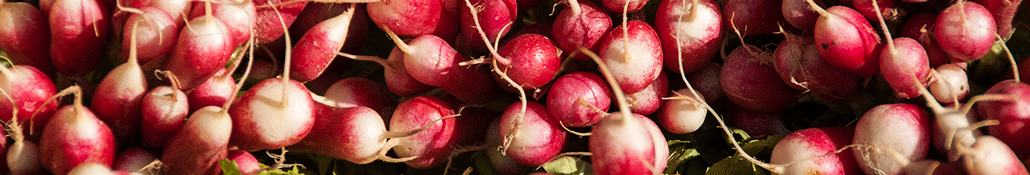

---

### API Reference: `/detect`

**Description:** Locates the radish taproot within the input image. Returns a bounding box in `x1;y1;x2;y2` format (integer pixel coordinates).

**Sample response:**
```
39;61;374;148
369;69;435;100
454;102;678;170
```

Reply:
2;102;42;175
38;86;116;175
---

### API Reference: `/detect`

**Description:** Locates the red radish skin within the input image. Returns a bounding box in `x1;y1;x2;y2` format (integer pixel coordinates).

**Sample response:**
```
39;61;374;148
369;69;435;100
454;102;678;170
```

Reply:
809;4;883;77
389;96;459;169
498;101;566;166
119;7;178;64
900;13;951;68
928;64;970;104
590;112;669;175
726;103;789;138
853;103;931;175
627;71;667;115
289;105;388;164
392;32;497;103
48;0;110;76
228;150;261;175
111;148;156;172
975;0;1023;37
597;20;664;94
459;0;517;52
150;0;189;26
368;0;458;39
975;80;1030;158
160;106;232;175
879;37;931;99
960;136;1030;174
0;3;55;75
770;127;862;175
782;0;824;31
601;0;647;13
163;14;233;90
228;78;315;151
188;0;256;47
485;118;526;175
139;86;188;149
338;47;435;97
546;71;611;127
934;1;997;62
494;33;561;91
39;87;116;175
253;0;307;43
289;3;368;59
186;68;235;114
852;0;897;20
722;0;790;35
290;5;360;82
774;32;862;102
721;45;802;113
685;62;722;103
0;65;57;140
552;1;611;60
658;89;707;134
322;77;397;116
109;0;150;39
655;0;723;74
91;36;149;146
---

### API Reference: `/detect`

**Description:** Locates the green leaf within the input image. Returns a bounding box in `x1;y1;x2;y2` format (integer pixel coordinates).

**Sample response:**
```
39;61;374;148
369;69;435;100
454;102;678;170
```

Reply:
219;159;244;175
471;151;498;175
705;154;769;175
541;156;592;175
664;145;701;174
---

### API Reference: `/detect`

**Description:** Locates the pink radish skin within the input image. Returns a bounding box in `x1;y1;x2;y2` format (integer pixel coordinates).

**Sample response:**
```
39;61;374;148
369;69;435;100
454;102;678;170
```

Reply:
853;103;931;175
163;15;233;90
658;89;707;134
289;105;388;164
627;71;667;115
111;148;156;172
368;0;458;39
601;0;647;13
975;80;1030;158
879;37;931;99
390;96;458;169
722;0;790;35
289;5;359;82
322;77;397;116
770;127;862;175
150;0;189;26
7;129;42;175
597;20;664;94
161;106;232;175
546;71;611;127
655;0;723;74
853;0;897;20
109;0;150;40
228;150;261;175
928;64;970;104
48;0;110;76
782;0;824;31
188;0;256;47
119;7;178;64
289;3;368;57
934;1;997;62
91;38;149;146
228;78;315;151
139;86;188;149
0;3;55;75
186;68;235;114
253;0;307;43
774;33;861;102
498;101;566;166
495;34;561;91
381;47;435;97
0;65;57;140
396;34;497;103
810;4;883;77
975;0;1023;37
590;112;669;175
960;136;1030;174
726;103;789;138
39;88;116;175
552;1;611;60
721;45;802;113
460;0;517;52
685;62;722;103
900;13;951;68
485;118;526;175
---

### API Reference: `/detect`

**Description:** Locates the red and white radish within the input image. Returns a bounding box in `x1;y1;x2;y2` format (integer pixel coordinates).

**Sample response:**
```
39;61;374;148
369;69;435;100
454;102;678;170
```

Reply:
459;0;516;52
782;0;824;31
956;136;1030;174
2;104;42;175
546;71;611;128
336;49;434;97
869;1;931;99
658;88;707;134
929;64;970;104
491;33;561;93
485;117;526;175
900;12;951;68
627;71;667;115
186;68;235;114
975;0;1023;38
139;72;188;149
227;77;315;150
322;77;397;114
163;4;234;90
597;20;663;94
852;103;931;175
934;1;997;62
367;0;458;39
498;101;566;166
91;21;149;145
600;0;647;13
551;1;611;60
187;0;256;47
773;30;861;102
38;86;116;175
721;44;802;113
384;27;497;103
150;0;189;26
118;7;178;65
0;3;55;75
722;0;790;35
974;80;1030;158
49;0;110;76
111;148;156;172
0;64;57;140
228;150;261;175
655;0;723;74
807;1;882;77
852;0;897;21
770;127;862;175
253;0;307;43
289;4;358;82
389;96;459;169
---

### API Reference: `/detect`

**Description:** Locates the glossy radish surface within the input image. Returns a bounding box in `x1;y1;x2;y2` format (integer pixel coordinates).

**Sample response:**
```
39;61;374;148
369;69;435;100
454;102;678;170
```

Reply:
598;20;664;94
546;71;611;127
39;87;116;175
0;3;55;75
498;101;566;166
655;0;722;74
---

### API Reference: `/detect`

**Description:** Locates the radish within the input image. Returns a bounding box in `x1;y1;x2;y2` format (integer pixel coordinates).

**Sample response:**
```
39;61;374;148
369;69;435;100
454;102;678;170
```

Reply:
38;86;116;175
289;3;368;58
0;63;57;140
49;0;110;76
150;0;189;26
900;12;951;68
773;29;861;102
722;0;790;35
657;88;706;134
498;101;565;166
655;0;723;74
2;105;42;175
852;103;931;175
139;71;188;149
600;0;647;13
186;67;235;114
289;4;358;82
551;1;610;60
228;150;261;175
91;21;149;146
118;7;178;65
227;77;315;150
684;62;722;103
485;117;526;175
111;148;156;172
975;0;1023;38
109;0;150;41
0;3;55;75
807;0;883;77
389;96;460;169
721;44;802;113
782;0;824;31
322;77;397;115
66;163;117;175
956;136;1030;174
929;64;970;104
163;3;234;90
367;0;459;39
726;103;789;138
253;0;307;43
627;71;667;115
597;20;663;94
383;27;497;103
288;105;399;164
869;1;931;99
930;104;981;158
336;49;434;97
852;0;897;21
546;71;611;128
770;127;862;175
934;1;997;62
490;33;561;93
187;0;256;47
975;80;1030;158
459;0;516;52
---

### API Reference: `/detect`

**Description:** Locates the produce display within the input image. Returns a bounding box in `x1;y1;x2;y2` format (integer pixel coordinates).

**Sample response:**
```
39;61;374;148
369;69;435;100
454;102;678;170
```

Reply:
0;0;1029;174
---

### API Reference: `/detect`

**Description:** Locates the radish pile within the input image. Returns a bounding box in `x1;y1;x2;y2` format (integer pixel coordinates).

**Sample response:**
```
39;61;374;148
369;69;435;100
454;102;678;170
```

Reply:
0;0;1029;174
